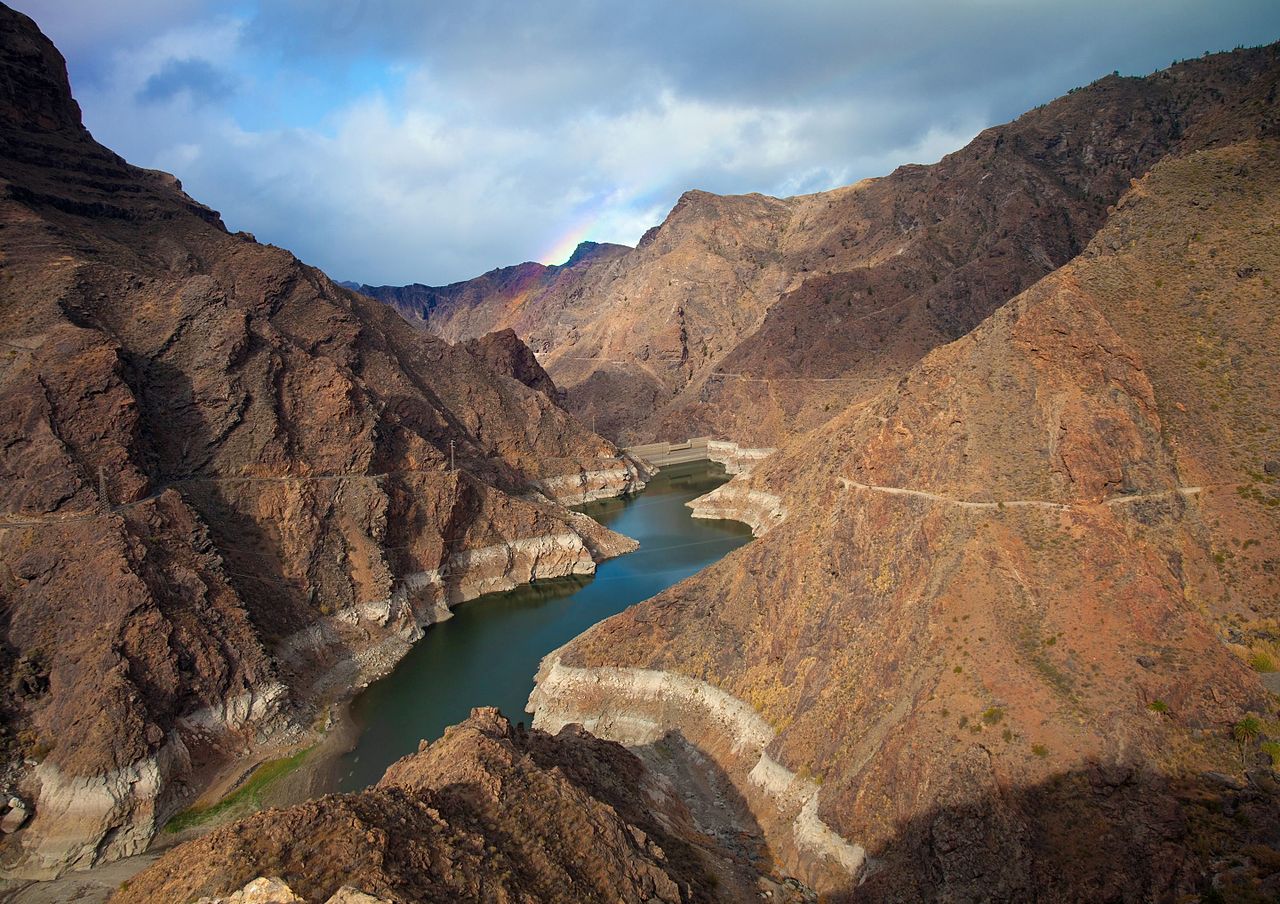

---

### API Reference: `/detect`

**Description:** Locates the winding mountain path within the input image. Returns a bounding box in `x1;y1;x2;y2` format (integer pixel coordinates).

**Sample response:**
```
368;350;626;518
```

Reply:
836;477;1204;512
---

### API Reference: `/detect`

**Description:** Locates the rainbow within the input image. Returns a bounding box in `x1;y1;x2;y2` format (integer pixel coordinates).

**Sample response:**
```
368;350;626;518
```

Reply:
538;205;607;266
536;186;666;266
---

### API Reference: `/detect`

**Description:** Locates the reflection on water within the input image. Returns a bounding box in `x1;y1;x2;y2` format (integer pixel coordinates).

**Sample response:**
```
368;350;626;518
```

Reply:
337;460;751;791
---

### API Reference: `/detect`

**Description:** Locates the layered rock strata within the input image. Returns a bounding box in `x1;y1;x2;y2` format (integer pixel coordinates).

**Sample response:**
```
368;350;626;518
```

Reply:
0;5;639;878
529;140;1280;900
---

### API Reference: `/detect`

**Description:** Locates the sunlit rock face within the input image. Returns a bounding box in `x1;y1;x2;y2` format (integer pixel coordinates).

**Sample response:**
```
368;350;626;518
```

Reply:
368;46;1280;453
116;708;792;904
537;134;1280;899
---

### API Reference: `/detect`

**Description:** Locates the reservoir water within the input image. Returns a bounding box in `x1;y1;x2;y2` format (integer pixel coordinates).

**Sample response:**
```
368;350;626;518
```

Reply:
337;460;752;791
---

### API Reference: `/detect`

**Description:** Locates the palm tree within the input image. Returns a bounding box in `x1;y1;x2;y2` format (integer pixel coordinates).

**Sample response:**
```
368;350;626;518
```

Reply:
1233;716;1262;770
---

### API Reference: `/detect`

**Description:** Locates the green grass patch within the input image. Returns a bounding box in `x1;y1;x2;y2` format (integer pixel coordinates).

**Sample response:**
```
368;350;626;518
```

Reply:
1248;651;1276;672
164;746;312;834
1262;741;1280;769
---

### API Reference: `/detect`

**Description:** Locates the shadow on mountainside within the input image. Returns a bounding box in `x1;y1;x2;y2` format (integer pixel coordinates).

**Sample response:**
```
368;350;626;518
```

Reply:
133;358;308;646
833;761;1280;903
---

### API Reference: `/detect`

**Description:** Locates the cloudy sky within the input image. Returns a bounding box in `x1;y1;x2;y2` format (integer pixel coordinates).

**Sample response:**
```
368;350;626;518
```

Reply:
14;1;1280;285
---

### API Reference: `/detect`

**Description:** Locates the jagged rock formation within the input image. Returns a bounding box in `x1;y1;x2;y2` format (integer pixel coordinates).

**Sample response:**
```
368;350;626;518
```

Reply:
116;708;808;904
369;45;1280;448
0;4;642;879
194;876;385;904
530;139;1280;900
461;328;561;401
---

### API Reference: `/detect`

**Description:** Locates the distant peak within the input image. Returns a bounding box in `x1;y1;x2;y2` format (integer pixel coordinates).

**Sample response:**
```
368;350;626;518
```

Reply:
560;240;631;268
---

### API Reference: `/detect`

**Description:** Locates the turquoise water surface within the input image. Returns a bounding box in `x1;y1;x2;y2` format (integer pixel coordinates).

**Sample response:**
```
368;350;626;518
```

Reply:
337;460;751;791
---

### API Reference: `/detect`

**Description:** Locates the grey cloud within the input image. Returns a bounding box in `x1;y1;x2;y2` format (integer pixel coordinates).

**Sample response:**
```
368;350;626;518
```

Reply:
13;0;1280;286
12;0;220;85
136;57;234;105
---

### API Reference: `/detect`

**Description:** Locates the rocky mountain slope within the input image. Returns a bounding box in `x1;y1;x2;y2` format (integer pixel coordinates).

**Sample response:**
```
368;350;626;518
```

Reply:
0;4;645;880
116;707;810;904
116;127;1280;904
5;4;1280;901
461;328;561;402
530;138;1280;900
366;44;1280;448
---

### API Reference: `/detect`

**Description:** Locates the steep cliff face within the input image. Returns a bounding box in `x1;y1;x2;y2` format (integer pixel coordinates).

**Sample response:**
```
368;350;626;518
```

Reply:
461;328;562;401
371;45;1280;447
0;5;639;878
530;140;1280;900
115;708;806;904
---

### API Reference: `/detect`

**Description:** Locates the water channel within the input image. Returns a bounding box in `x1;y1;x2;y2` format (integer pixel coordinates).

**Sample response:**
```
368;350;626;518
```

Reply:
337;460;752;791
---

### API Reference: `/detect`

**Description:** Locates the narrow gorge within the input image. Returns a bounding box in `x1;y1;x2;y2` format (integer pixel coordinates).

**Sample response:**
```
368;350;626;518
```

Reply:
1;4;1279;903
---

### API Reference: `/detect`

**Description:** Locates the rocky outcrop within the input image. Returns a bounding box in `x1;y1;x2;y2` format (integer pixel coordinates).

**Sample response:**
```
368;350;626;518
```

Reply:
115;708;801;904
686;442;783;534
0;5;640;879
533;455;654;506
530;140;1280;899
687;482;786;536
194;876;390;904
704;440;775;476
461;327;562;401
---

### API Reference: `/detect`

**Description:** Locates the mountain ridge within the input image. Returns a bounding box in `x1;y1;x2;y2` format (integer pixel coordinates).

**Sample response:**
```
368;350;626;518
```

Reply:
363;43;1280;447
1;5;1277;901
0;3;645;879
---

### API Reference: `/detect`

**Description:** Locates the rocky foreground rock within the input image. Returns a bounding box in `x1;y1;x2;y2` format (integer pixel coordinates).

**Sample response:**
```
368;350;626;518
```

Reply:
116;708;808;904
0;3;644;879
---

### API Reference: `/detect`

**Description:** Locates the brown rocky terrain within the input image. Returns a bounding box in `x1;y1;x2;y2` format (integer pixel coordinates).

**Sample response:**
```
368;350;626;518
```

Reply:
0;4;646;880
4;3;1280;902
531;139;1280;900
123;133;1280;902
365;44;1280;449
116;707;806;904
461;328;561;402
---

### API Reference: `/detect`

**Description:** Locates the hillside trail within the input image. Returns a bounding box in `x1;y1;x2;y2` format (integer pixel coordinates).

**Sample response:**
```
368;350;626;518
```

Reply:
836;477;1205;511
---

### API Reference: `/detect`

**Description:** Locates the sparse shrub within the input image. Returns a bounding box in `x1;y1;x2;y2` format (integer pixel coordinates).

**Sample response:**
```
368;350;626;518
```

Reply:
1031;744;1049;757
1148;700;1170;714
982;707;1005;725
953;665;963;674
1248;651;1276;672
